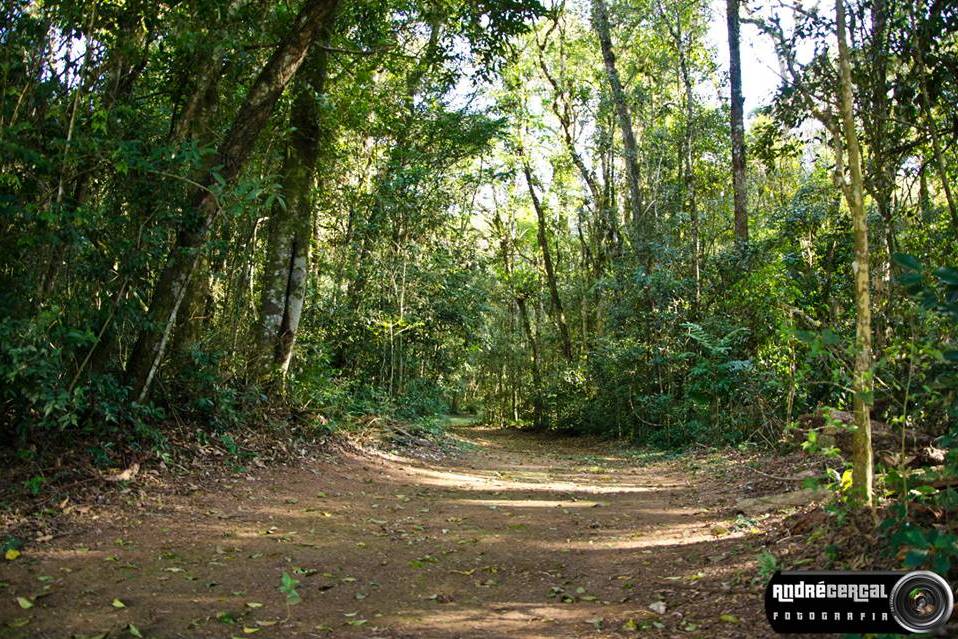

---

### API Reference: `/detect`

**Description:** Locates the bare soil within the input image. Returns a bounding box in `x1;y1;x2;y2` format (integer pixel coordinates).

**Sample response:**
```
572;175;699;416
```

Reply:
0;425;819;638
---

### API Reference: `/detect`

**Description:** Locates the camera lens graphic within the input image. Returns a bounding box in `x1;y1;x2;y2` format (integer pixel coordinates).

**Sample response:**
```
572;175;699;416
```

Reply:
890;571;954;633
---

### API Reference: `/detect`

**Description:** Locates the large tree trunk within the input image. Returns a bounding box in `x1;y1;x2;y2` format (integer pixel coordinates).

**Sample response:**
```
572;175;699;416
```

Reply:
836;0;874;506
522;157;574;362
726;0;748;245
86;3;245;376
257;44;331;384
591;0;644;244
125;0;340;402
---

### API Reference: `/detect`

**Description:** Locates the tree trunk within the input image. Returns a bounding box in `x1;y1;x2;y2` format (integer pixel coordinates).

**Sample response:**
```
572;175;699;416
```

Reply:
125;0;340;401
912;11;958;232
257;44;331;384
726;0;748;245
169;22;238;358
591;0;644;244
521;157;574;362
673;11;700;310
836;0;874;506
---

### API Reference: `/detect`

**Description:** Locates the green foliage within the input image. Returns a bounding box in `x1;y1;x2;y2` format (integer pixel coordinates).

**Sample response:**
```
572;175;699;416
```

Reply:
0;0;540;455
757;551;780;581
878;254;958;576
0;314;165;453
279;571;301;605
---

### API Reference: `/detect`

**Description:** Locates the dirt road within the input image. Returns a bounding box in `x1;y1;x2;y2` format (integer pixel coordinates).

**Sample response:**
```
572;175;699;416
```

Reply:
1;426;781;638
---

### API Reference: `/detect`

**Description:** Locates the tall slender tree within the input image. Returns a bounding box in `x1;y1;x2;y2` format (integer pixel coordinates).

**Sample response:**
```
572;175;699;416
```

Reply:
726;0;748;245
520;149;574;362
836;0;874;506
665;2;701;308
591;0;644;244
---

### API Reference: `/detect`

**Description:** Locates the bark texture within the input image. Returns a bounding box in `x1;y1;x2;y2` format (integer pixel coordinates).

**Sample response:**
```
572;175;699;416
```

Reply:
257;44;331;382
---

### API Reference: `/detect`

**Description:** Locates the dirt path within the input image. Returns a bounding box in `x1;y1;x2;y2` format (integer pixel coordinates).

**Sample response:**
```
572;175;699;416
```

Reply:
1;426;782;638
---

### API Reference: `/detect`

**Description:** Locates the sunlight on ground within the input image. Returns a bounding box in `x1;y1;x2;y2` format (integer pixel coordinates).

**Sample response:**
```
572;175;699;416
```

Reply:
403;465;659;494
1;429;776;638
388;601;599;638
534;522;746;550
450;498;609;509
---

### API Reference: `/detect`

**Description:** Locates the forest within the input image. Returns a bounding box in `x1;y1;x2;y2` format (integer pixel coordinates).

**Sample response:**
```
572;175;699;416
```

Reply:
1;0;957;636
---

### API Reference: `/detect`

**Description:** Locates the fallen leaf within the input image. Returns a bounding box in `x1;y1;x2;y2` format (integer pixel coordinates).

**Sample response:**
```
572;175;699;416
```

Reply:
106;463;140;482
5;549;21;561
112;598;127;608
648;601;667;615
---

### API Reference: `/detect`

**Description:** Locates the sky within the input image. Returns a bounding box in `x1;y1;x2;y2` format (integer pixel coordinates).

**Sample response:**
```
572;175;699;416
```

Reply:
705;0;784;120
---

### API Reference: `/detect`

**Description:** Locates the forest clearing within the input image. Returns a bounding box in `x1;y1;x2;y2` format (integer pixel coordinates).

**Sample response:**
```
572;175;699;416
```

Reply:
2;0;957;635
